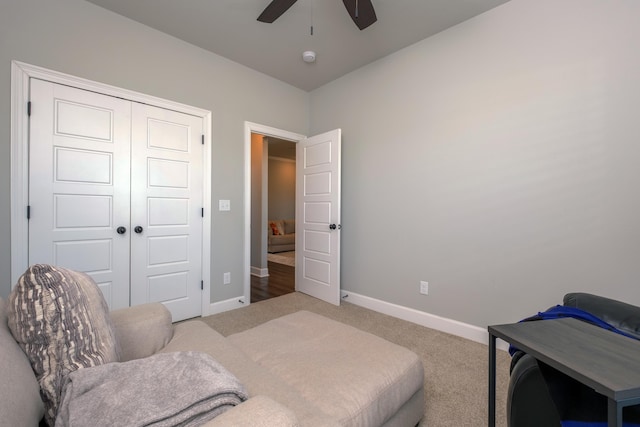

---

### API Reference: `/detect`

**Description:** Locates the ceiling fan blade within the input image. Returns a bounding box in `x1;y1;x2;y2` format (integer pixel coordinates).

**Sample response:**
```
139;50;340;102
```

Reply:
257;0;298;23
342;0;377;30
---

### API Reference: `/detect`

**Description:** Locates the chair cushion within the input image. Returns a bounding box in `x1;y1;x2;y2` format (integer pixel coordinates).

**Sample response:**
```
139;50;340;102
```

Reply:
0;298;45;426
7;264;119;425
269;234;295;246
163;320;341;426
228;311;424;427
283;219;295;235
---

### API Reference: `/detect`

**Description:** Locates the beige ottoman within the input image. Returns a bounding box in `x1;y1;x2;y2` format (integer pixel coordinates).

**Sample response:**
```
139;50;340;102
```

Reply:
227;311;425;427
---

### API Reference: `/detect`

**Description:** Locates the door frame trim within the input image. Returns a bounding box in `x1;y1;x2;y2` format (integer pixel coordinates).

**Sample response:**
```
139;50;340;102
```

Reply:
243;122;305;303
10;61;212;317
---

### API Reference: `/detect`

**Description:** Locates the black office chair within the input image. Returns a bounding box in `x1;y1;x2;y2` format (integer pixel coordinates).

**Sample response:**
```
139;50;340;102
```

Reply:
507;293;640;427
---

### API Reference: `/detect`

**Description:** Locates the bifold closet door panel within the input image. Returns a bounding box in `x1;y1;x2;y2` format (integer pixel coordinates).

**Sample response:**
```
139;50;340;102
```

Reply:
28;79;132;310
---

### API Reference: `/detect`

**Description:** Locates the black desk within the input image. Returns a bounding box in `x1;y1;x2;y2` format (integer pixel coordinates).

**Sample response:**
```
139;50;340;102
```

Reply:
488;318;640;427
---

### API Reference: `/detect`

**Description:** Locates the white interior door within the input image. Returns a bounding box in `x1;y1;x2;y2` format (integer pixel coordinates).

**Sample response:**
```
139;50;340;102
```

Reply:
295;129;342;305
28;79;204;320
130;103;203;321
28;79;132;309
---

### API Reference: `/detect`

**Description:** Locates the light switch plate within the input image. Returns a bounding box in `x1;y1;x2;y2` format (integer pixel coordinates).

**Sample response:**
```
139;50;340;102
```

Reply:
219;199;231;211
420;281;429;295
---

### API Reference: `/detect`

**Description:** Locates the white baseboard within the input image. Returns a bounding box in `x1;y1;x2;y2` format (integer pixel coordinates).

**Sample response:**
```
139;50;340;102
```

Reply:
250;266;269;278
207;296;248;316
205;290;509;351
340;290;509;351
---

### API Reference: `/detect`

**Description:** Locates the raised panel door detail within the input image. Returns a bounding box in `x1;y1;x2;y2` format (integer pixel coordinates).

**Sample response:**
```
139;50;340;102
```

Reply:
303;230;330;254
304;172;331;196
54;239;112;273
148;272;188;302
148;198;189;226
148;158;189;188
304;140;331;168
303;257;330;286
55;148;112;184
55;100;113;141
304;201;331;224
147;119;190;152
96;282;113;308
54;195;111;228
148;235;188;266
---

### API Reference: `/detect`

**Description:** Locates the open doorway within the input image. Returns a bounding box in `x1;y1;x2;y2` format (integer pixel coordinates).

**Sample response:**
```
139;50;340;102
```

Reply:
244;122;306;305
245;122;343;306
250;133;296;302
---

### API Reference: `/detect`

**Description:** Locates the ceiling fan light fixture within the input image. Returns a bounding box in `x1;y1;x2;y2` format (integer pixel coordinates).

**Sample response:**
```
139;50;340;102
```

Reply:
302;50;316;63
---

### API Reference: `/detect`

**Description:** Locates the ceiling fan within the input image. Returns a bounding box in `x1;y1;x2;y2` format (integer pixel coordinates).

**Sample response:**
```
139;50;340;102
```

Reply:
258;0;377;31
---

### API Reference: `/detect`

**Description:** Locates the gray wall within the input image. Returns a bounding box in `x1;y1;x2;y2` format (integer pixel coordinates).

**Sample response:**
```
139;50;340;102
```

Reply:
310;0;640;327
4;0;640;330
0;0;309;302
268;158;296;221
250;134;268;270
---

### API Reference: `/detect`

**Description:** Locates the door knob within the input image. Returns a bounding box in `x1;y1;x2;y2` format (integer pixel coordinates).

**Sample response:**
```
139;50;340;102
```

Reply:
117;226;126;234
134;226;143;234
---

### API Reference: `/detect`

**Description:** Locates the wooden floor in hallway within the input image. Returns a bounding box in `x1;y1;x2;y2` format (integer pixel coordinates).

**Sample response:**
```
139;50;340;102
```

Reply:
250;261;295;303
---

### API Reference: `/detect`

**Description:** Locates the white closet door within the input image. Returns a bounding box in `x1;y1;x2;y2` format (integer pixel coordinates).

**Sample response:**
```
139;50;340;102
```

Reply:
130;103;203;321
28;79;132;309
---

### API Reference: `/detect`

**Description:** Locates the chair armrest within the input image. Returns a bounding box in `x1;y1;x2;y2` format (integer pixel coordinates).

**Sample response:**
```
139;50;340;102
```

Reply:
201;396;299;427
563;293;640;340
110;303;174;362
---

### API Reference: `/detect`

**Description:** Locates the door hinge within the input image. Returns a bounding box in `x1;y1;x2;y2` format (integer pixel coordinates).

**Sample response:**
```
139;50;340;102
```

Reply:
27;102;32;117
201;280;204;290
27;205;31;219
201;134;205;145
201;208;204;218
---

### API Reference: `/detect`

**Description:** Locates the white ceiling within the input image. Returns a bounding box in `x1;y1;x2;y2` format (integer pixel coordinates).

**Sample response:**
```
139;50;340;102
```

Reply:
84;0;510;91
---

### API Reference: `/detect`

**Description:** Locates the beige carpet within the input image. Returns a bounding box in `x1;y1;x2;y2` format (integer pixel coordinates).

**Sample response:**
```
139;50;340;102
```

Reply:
201;292;510;426
267;250;295;267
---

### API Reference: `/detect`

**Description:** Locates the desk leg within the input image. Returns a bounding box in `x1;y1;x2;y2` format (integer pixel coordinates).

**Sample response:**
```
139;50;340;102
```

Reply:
488;333;496;427
608;398;622;427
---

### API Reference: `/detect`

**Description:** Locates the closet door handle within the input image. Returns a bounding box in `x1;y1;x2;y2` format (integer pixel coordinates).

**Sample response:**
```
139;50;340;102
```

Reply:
134;226;143;234
117;226;126;235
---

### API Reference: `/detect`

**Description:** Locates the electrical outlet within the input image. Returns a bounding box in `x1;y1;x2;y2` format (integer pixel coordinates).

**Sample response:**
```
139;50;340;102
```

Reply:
223;272;231;285
420;281;429;295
